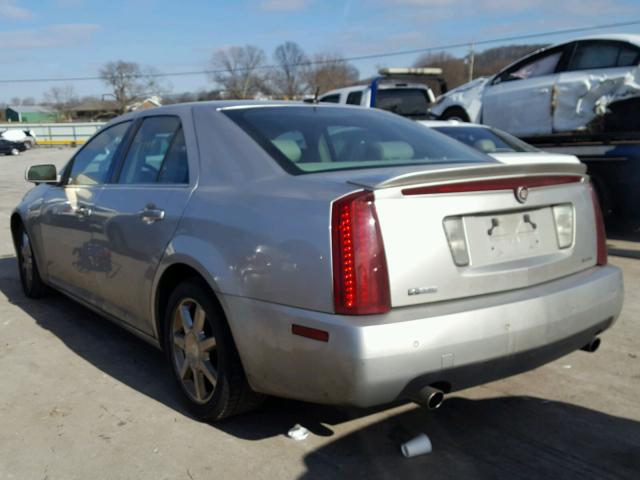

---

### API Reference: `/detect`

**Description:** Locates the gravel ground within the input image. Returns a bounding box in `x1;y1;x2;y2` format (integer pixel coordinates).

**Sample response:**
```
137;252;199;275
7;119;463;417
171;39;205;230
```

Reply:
0;148;638;480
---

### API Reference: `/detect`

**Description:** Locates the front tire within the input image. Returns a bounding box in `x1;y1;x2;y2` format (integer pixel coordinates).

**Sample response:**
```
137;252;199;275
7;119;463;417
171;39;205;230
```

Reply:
16;226;47;298
441;107;470;122
10;148;20;156
164;279;264;421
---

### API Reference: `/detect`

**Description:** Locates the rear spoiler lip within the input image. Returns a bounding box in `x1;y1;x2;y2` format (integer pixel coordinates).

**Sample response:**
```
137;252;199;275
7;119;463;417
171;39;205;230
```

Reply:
347;162;588;190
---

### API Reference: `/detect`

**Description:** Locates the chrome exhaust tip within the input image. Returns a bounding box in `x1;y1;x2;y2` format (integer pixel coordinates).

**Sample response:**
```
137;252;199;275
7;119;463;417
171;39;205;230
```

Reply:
581;337;601;353
414;386;445;410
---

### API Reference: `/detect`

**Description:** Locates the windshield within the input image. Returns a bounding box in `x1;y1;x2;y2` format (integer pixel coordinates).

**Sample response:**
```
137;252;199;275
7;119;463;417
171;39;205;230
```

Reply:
222;106;491;174
375;88;429;117
432;126;538;154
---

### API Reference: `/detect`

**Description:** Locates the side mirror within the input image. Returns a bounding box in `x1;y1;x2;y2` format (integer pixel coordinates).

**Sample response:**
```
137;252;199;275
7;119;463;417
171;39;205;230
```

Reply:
26;164;57;184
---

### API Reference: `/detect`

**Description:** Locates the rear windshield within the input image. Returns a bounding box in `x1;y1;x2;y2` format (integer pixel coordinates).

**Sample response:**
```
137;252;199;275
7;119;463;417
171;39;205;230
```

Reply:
222;106;490;174
375;88;429;117
433;126;538;154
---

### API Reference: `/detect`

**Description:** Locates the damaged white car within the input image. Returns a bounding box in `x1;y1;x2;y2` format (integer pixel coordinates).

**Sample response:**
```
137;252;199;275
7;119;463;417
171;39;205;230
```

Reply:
429;34;640;138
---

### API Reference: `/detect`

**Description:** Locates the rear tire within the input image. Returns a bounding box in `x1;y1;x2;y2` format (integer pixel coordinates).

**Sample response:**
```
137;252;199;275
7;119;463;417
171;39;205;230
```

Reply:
16;226;47;298
441;107;470;122
163;279;264;421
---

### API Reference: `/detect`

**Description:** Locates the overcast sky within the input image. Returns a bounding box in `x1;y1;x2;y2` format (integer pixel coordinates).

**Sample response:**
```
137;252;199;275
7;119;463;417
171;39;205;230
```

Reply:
1;0;639;103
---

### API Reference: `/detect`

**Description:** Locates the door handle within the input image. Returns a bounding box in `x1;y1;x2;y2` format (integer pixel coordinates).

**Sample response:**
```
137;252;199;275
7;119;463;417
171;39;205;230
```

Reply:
139;205;165;224
75;205;92;217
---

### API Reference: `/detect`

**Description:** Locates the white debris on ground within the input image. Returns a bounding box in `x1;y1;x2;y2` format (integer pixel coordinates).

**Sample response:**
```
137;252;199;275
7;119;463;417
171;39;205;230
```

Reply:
400;433;433;458
287;424;310;441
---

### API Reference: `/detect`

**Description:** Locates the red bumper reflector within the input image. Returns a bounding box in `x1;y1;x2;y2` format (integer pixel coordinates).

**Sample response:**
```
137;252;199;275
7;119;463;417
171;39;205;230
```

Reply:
589;182;608;266
292;324;329;342
402;175;582;196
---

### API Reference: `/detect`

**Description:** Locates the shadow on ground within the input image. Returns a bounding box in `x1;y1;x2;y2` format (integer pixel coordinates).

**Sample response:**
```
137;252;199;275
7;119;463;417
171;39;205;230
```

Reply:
1;255;639;479
299;395;640;479
0;255;385;438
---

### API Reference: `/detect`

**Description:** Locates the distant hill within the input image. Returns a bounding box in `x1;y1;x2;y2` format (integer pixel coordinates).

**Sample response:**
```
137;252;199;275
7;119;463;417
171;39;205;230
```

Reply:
414;43;549;94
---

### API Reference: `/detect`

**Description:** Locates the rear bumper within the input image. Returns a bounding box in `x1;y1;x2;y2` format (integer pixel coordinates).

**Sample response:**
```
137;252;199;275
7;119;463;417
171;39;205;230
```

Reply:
221;265;623;407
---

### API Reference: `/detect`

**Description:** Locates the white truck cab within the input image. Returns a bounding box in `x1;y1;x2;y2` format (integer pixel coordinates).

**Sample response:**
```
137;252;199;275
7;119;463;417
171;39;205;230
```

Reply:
317;68;444;119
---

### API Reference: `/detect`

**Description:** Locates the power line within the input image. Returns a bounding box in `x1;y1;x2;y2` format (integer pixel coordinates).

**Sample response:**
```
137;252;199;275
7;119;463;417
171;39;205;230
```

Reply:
1;19;639;84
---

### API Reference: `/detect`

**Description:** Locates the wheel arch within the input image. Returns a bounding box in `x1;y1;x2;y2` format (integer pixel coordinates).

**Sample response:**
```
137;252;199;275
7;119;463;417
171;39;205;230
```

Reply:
441;106;471;122
153;259;227;350
10;212;23;251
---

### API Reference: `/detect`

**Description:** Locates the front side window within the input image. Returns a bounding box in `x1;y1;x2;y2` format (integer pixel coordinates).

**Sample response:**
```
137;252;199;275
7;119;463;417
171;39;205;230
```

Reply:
508;51;562;81
118;116;183;184
568;41;640;70
67;121;131;185
222;106;490;174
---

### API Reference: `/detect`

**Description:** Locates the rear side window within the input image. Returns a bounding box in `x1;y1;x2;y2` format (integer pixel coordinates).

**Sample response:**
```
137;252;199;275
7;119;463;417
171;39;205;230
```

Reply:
433;126;538;154
158;128;189;184
118;116;188;184
346;91;363;105
319;94;340;103
568;41;640;70
222;106;490;174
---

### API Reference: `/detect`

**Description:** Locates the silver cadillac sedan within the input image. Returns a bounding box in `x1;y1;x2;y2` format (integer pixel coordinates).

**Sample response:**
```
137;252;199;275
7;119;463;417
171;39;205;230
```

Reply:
11;101;623;421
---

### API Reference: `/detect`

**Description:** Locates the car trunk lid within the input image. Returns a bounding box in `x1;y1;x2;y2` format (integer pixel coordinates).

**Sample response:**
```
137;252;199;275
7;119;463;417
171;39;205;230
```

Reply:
361;162;599;308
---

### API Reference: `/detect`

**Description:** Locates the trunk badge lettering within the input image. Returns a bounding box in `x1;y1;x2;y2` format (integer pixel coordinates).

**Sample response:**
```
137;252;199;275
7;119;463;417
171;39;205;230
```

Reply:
515;186;529;203
408;286;438;296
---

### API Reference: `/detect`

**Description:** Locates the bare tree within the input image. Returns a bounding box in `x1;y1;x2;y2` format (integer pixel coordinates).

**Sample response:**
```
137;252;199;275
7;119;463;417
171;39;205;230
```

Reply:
10;97;20;106
209;45;267;99
414;52;467;94
43;85;78;121
272;41;308;99
303;53;359;95
21;97;36;106
99;61;167;112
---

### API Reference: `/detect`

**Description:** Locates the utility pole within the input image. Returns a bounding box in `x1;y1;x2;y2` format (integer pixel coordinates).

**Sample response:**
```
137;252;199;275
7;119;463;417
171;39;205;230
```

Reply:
468;42;475;82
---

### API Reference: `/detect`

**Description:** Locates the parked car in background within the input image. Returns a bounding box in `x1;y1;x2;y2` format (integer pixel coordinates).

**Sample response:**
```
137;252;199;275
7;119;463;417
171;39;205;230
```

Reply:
318;68;444;119
0;138;27;156
429;34;640;138
419;120;581;164
0;129;37;148
12;102;622;421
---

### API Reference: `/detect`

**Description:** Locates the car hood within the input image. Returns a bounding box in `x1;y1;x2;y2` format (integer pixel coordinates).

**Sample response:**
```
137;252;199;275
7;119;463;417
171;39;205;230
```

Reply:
439;77;490;99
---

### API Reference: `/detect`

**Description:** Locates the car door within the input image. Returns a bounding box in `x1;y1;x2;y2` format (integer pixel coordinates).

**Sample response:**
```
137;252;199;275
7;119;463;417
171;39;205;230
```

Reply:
482;45;568;137
90;114;196;335
553;39;640;132
39;121;132;304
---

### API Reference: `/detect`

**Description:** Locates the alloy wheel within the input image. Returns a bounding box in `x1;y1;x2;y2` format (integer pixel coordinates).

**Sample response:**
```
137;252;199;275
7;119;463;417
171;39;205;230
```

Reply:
170;298;218;404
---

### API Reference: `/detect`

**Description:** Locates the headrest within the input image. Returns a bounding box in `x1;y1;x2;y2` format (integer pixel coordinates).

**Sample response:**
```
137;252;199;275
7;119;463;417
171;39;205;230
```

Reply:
473;139;496;153
374;141;415;161
272;139;302;163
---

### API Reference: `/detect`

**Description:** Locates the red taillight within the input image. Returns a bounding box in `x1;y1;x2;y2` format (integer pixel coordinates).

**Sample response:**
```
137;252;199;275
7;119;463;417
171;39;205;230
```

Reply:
589;182;608;266
331;190;390;315
402;175;582;196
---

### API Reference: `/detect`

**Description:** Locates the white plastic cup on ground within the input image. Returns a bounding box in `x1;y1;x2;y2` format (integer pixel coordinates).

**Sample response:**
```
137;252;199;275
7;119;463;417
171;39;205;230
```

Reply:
400;433;432;458
287;424;310;441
